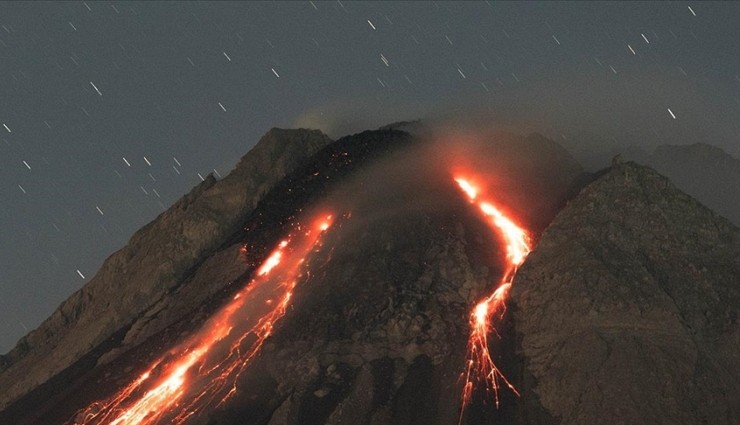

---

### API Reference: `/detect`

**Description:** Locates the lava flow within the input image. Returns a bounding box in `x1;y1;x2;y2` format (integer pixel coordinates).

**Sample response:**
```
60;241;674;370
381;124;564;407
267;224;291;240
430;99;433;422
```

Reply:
454;176;532;420
71;213;335;425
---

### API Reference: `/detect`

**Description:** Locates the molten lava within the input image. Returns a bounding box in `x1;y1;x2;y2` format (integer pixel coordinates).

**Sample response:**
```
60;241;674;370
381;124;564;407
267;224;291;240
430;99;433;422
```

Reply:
454;177;532;421
72;213;335;425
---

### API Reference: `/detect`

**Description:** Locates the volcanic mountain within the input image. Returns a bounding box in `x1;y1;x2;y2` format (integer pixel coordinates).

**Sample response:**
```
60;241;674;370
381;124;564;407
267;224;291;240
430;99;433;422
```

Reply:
0;125;738;425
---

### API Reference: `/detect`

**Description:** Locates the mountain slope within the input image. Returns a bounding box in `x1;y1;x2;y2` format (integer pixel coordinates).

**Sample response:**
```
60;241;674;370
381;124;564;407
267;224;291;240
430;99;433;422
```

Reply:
0;128;423;424
511;160;740;424
0;128;333;410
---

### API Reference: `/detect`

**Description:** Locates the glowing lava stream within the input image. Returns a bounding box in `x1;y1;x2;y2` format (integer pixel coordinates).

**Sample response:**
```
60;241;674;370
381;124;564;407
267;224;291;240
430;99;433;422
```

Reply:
72;213;335;425
454;177;532;420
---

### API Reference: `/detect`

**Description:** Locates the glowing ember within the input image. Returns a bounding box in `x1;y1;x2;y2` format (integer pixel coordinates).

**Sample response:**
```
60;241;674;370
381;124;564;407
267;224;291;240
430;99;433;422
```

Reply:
257;243;285;276
454;177;532;421
71;214;335;425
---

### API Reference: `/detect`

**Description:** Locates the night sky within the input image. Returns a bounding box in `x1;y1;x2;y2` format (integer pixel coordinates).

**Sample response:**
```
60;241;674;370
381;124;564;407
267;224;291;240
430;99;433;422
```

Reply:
1;1;738;354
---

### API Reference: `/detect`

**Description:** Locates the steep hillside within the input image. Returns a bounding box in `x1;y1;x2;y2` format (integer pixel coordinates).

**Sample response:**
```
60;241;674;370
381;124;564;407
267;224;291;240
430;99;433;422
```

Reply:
511;161;740;424
0;128;333;410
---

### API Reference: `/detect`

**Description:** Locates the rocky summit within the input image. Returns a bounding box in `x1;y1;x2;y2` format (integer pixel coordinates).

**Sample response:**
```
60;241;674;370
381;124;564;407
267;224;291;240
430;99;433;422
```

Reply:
511;161;740;424
0;124;738;425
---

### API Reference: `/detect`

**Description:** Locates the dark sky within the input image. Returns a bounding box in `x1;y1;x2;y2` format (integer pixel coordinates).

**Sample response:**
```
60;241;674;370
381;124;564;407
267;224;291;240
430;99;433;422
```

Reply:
1;1;738;354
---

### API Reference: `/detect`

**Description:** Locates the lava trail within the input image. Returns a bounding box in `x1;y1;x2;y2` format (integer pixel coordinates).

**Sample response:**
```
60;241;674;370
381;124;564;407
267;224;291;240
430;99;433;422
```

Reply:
454;176;532;420
71;213;335;425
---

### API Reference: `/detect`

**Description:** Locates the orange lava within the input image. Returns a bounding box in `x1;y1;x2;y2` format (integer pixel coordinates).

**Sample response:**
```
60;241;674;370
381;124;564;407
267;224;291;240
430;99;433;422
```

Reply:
454;176;532;422
72;214;335;425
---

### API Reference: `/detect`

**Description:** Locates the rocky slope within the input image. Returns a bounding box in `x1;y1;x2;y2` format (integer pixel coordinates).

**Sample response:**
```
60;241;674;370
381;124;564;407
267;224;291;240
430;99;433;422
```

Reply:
511;160;740;424
215;201;505;425
0;128;424;424
0;128;333;410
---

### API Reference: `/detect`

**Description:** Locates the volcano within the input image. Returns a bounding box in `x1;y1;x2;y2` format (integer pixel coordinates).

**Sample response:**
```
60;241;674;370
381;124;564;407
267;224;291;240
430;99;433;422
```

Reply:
1;124;738;425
